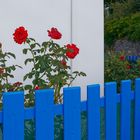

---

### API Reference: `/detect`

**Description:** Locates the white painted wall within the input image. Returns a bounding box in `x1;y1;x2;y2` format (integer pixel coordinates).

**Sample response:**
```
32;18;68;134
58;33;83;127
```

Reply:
0;0;104;99
72;0;104;99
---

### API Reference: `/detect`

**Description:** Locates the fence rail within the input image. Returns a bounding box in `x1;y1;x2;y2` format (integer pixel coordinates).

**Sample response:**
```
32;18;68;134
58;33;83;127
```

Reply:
1;79;140;140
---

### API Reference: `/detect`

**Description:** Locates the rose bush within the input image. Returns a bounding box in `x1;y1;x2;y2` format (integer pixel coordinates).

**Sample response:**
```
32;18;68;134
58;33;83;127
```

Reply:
12;26;86;105
0;42;23;108
105;51;140;91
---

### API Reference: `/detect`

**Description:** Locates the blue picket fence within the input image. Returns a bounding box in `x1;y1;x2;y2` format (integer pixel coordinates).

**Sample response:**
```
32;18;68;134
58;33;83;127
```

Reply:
1;79;140;140
126;55;140;62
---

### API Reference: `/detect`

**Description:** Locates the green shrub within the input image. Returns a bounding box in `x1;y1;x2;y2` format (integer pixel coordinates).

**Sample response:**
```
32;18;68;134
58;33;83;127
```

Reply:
105;0;139;19
110;1;133;18
105;51;140;89
105;12;140;47
134;0;140;12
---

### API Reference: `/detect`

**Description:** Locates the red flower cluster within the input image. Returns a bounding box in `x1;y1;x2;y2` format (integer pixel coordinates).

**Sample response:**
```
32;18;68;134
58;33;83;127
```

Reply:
35;85;40;90
126;65;131;69
66;44;79;59
13;26;28;44
119;55;125;61
13;82;23;87
61;59;67;66
48;27;62;40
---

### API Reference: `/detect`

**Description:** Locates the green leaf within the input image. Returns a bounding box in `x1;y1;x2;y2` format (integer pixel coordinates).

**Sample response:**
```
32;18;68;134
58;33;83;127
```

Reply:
24;85;33;90
40;48;45;53
15;65;22;69
25;58;34;65
28;73;33;79
6;52;16;59
29;38;36;42
30;44;36;49
73;71;79;74
10;65;16;71
35;43;41;47
23;49;28;54
7;74;14;78
23;75;28;81
6;67;11;73
79;72;87;76
26;38;31;43
42;42;48;47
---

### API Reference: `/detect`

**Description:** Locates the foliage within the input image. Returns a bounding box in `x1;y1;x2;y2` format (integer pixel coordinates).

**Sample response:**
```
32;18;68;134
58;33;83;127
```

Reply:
105;0;140;19
105;0;125;5
0;42;23;107
105;51;140;91
105;12;140;47
110;1;134;18
134;0;140;12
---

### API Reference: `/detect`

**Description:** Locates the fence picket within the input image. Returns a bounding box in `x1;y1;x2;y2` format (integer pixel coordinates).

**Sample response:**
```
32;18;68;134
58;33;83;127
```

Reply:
87;84;100;140
105;82;117;140
120;80;131;140
64;87;81;140
3;91;24;140
35;89;54;140
1;79;140;139
134;78;140;140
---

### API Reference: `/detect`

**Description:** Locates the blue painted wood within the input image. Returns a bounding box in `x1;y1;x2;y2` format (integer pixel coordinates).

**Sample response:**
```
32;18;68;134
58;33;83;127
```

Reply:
0;91;135;122
54;104;63;115
105;82;117;140
0;112;3;123
3;91;24;140
0;82;138;140
35;89;54;140
63;87;81;140
126;55;139;62
87;84;100;140
24;107;34;119
120;80;131;140
134;78;140;140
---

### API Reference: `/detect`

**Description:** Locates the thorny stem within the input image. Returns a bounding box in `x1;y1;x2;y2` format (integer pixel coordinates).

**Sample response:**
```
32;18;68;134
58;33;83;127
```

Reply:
3;57;8;85
27;40;38;88
0;49;9;85
68;73;78;87
54;84;62;104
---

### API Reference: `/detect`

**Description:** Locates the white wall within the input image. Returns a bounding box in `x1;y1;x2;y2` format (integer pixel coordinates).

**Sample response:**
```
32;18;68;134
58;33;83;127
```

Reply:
0;0;104;99
72;0;104;99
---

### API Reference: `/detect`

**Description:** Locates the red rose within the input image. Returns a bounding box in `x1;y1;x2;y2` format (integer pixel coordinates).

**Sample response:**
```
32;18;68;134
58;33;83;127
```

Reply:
126;65;131;69
35;85;40;90
61;59;67;68
47;27;62;39
119;56;125;61
66;44;79;59
13;82;23;87
61;59;67;66
13;26;28;44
